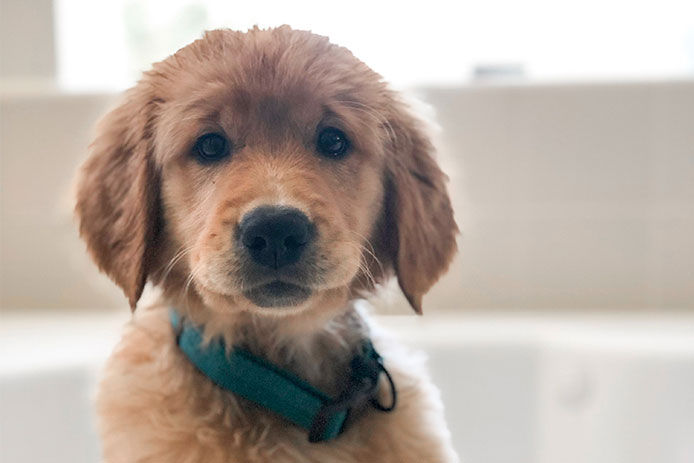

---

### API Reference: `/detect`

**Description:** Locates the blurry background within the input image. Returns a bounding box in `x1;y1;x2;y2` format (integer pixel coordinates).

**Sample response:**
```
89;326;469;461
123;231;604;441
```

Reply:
1;1;693;462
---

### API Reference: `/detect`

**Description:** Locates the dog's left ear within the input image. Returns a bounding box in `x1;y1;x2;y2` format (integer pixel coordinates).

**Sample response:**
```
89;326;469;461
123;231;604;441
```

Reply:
381;98;458;314
74;84;160;310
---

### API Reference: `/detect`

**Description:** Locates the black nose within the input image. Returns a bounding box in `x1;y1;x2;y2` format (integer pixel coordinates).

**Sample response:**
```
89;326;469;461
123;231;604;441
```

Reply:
239;206;313;269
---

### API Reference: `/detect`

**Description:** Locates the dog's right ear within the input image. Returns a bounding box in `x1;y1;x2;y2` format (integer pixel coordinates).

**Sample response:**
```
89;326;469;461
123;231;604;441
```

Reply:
75;85;160;310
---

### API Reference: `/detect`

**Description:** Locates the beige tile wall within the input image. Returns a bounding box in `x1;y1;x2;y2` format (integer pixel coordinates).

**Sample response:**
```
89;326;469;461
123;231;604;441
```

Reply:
422;81;694;311
1;92;124;309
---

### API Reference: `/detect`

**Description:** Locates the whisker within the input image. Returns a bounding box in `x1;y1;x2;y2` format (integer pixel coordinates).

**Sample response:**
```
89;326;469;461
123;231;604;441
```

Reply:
159;245;195;286
182;267;200;299
343;230;385;278
178;263;204;321
336;241;379;290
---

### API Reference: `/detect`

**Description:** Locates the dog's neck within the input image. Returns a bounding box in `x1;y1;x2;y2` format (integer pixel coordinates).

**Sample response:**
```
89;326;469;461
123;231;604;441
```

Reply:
168;295;371;397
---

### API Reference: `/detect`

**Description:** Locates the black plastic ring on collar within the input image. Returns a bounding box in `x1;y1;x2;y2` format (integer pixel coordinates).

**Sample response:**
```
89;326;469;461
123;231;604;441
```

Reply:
371;359;397;412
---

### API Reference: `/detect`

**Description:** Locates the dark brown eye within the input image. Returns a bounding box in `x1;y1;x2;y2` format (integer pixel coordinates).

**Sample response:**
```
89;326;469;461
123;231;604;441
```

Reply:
316;127;350;158
193;133;230;163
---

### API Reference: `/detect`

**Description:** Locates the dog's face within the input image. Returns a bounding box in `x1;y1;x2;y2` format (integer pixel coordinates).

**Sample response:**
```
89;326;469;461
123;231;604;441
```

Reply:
155;47;387;314
76;27;457;319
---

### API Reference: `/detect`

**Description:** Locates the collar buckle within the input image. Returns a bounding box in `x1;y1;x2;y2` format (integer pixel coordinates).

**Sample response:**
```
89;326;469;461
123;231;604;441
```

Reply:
308;342;397;442
308;375;377;442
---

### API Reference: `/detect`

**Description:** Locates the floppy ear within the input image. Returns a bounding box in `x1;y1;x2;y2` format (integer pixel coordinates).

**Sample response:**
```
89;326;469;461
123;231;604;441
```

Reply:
75;86;160;309
381;99;458;314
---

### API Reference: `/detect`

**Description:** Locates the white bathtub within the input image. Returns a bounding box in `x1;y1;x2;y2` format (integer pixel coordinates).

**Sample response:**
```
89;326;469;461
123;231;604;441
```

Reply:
1;311;693;463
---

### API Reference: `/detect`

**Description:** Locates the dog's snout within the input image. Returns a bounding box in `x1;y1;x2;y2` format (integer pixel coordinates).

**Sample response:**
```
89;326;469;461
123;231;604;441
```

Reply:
239;207;313;269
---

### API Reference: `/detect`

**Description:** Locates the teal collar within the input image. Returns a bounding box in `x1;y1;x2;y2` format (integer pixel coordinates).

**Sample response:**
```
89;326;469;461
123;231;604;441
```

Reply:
170;310;396;442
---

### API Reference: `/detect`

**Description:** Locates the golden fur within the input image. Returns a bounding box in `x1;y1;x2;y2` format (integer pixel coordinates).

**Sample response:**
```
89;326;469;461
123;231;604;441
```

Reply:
76;26;459;462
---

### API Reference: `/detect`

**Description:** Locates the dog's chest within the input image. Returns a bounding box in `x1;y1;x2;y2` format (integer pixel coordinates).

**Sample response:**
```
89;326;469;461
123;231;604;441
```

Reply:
97;308;457;463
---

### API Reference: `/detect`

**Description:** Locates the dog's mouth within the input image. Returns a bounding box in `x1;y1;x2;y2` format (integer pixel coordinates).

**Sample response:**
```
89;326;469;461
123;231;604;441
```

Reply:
242;281;312;308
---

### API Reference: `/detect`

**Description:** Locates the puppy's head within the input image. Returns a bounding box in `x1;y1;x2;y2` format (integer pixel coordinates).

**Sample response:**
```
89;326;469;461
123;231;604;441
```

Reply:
75;27;457;319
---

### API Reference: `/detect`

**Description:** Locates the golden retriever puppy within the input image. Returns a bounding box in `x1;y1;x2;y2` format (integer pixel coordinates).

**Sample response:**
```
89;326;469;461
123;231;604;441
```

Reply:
76;26;459;462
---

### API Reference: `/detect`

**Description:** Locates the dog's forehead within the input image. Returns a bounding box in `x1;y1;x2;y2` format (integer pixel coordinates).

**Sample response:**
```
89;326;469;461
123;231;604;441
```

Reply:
170;75;382;146
218;86;323;134
168;30;386;113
